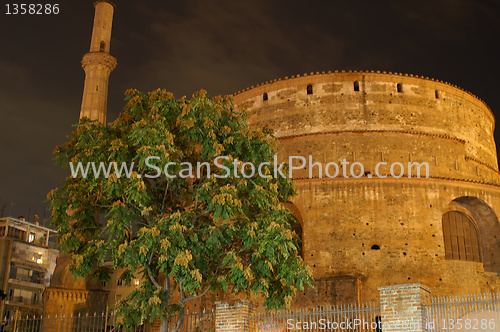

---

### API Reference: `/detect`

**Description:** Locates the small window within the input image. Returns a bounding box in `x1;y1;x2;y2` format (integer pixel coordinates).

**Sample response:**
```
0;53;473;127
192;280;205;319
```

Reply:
263;92;268;101
99;41;106;52
397;83;403;93
435;90;439;99
117;279;123;286
307;84;313;95
354;81;360;92
371;244;380;250
115;294;122;302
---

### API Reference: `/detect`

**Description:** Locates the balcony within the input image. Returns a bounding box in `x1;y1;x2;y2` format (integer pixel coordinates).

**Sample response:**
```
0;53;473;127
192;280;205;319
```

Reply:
5;295;43;307
0;217;57;248
8;273;45;288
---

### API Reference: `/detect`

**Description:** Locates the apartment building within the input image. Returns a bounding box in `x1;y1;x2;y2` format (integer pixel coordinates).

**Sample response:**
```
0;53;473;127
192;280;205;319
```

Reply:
0;217;58;318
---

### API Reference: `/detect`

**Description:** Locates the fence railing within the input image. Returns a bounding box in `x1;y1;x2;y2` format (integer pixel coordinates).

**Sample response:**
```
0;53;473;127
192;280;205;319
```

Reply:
426;293;499;332
250;302;380;332
4;291;499;332
170;310;215;332
0;309;215;332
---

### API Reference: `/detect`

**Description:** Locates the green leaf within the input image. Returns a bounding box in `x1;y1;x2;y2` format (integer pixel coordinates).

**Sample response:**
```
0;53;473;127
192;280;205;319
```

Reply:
48;89;314;328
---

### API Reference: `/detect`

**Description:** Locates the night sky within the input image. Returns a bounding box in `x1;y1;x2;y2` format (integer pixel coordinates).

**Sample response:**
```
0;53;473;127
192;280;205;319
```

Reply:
0;0;499;223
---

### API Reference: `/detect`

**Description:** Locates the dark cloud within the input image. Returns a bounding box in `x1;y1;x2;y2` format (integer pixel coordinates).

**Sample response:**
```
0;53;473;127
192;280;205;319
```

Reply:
0;0;499;220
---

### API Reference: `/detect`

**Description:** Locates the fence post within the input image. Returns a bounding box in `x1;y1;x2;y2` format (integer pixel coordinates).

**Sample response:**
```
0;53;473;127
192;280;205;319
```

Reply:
378;283;430;332
215;299;254;332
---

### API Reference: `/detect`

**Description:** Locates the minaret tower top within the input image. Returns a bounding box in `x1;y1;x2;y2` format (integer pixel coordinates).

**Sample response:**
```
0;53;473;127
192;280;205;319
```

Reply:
89;1;115;53
79;0;117;124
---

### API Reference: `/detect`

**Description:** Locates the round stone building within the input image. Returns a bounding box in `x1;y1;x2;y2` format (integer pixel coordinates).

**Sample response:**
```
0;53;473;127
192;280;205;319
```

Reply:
232;70;500;304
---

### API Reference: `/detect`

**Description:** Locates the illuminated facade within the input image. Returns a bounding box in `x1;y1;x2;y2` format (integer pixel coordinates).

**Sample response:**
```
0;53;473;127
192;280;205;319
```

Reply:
0;217;58;318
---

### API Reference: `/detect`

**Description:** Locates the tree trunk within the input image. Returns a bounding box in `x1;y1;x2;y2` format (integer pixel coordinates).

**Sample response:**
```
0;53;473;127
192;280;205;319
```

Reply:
160;318;169;332
160;311;185;332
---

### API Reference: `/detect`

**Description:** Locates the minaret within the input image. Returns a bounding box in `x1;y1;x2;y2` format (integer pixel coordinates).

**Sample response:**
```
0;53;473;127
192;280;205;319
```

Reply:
80;0;117;124
43;2;115;320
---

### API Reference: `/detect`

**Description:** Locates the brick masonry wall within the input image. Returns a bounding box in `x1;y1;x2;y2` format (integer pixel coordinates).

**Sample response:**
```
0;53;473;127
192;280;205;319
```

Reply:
215;300;253;332
379;283;430;332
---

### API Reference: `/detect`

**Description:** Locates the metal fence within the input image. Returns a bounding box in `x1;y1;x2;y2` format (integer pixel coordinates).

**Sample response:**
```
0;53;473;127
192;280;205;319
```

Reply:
426;293;500;332
250;302;380;332
171;310;215;332
0;309;215;332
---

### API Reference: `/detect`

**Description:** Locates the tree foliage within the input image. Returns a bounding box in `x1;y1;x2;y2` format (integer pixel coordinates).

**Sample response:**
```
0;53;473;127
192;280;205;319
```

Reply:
48;89;313;331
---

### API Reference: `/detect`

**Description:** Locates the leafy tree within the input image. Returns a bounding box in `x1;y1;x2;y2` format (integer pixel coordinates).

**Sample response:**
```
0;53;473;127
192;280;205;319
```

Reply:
48;89;313;332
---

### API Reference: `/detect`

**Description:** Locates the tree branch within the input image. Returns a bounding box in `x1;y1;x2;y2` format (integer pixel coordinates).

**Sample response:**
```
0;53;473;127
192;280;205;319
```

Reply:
171;307;185;332
161;181;170;215
147;265;161;289
193;208;210;224
147;250;161;289
181;284;211;304
164;274;171;308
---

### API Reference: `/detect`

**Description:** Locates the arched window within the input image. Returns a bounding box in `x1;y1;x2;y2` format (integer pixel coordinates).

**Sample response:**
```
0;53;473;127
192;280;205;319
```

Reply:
435;90;439;99
289;215;303;258
397;83;403;93
442;211;481;262
354;81;360;92
282;202;304;258
263;92;268;101
306;84;313;95
100;41;106;52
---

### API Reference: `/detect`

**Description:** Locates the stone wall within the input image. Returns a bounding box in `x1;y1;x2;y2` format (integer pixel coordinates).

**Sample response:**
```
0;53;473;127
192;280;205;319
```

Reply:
215;300;253;332
233;71;500;303
379;284;430;332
